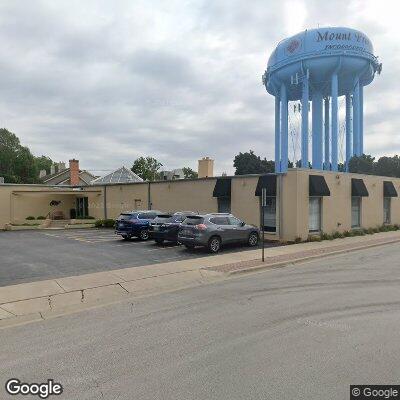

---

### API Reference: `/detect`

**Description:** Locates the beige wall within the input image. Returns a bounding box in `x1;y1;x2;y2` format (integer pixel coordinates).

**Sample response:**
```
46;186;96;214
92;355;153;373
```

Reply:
281;169;400;241
2;171;400;241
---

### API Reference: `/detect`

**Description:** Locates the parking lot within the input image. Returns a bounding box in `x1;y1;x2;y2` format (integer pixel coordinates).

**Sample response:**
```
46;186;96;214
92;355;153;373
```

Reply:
0;229;275;287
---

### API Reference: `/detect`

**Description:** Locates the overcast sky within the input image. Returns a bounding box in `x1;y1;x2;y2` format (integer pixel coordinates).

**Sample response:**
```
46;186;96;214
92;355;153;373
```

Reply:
0;0;399;176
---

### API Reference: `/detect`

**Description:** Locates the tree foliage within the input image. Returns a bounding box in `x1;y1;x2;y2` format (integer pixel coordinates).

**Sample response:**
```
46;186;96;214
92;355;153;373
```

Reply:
0;128;52;183
131;156;163;181
182;167;198;179
233;150;275;175
348;154;400;177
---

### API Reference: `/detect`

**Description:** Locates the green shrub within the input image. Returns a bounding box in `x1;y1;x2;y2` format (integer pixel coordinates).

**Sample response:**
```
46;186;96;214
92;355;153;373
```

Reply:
26;216;35;220
37;216;46;220
332;231;344;239
103;219;115;228
81;216;95;220
294;237;302;244
307;235;321;242
95;219;115;228
394;224;400;231
366;227;375;235
343;230;351;237
372;227;380;233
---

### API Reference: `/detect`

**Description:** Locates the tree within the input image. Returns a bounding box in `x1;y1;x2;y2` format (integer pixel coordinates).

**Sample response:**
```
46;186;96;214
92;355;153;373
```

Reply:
131;156;163;181
0;128;41;183
348;154;375;175
374;155;400;177
34;155;54;175
182;167;198;179
233;150;275;175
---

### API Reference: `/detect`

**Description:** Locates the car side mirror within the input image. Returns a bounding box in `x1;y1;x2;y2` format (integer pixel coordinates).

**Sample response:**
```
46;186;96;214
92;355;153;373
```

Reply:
240;221;245;227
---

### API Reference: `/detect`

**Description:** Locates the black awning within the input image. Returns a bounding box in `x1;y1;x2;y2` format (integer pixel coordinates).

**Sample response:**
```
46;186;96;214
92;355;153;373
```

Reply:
255;174;277;196
351;178;369;197
309;175;330;197
384;181;398;197
213;178;231;198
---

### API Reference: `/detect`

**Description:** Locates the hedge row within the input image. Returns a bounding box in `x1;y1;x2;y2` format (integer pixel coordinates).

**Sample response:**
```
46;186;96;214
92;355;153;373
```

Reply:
303;224;400;243
95;219;115;228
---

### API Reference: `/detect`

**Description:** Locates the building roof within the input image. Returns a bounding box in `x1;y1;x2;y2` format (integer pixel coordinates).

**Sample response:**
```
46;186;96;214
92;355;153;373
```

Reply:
91;166;143;185
42;168;96;185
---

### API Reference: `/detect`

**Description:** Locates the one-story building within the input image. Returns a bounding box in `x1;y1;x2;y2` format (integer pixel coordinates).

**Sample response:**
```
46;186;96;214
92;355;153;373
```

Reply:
1;168;399;242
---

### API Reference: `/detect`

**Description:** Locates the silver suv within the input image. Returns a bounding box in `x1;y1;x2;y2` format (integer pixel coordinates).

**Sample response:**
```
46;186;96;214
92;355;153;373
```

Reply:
178;213;259;253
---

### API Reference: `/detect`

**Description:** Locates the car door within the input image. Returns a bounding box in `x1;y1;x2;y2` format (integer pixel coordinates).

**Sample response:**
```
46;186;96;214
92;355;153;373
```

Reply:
228;216;248;243
210;216;234;243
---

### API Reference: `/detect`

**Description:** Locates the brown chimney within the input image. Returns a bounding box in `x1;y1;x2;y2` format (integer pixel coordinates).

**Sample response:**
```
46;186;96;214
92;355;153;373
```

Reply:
69;159;80;186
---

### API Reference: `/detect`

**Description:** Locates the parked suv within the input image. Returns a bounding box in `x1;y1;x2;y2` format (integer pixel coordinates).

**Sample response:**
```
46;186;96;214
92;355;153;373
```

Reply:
115;210;161;240
149;212;197;244
178;213;259;253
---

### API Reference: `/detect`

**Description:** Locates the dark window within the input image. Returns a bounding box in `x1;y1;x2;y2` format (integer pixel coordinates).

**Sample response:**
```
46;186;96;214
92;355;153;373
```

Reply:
118;213;135;221
154;215;173;223
309;175;330;196
261;197;276;232
182;216;204;225
217;197;231;213
384;197;391;224
255;175;277;196
228;216;242;226
210;217;230;225
138;212;157;219
173;215;186;222
351;197;361;228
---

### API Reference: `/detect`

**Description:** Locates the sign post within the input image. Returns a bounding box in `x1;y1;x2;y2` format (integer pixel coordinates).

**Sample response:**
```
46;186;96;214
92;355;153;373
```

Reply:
261;188;266;262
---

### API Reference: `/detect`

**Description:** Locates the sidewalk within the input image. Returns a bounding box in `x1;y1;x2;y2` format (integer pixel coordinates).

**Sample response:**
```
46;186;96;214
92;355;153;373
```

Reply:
1;231;399;329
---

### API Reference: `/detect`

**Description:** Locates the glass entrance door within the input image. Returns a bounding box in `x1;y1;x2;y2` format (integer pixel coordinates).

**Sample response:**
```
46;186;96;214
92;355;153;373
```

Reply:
76;197;89;218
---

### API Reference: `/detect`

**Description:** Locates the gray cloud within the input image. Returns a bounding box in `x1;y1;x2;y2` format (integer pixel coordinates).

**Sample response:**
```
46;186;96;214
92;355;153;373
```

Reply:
0;0;398;176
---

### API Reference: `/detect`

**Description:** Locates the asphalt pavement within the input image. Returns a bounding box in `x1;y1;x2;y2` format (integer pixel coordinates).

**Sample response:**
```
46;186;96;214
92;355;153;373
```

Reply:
0;229;267;286
1;243;400;399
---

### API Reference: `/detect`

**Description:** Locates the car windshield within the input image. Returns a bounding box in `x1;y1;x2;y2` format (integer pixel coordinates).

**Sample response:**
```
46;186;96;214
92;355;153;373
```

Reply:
182;216;204;225
118;213;136;220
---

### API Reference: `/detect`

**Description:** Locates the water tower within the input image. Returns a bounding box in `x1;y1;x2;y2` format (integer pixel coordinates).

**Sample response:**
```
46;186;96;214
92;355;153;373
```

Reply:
263;27;382;172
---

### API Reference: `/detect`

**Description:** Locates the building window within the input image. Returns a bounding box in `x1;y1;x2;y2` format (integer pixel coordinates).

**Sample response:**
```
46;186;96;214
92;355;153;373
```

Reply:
217;197;231;213
309;197;321;232
261;197;276;232
351;197;361;228
384;197;391;224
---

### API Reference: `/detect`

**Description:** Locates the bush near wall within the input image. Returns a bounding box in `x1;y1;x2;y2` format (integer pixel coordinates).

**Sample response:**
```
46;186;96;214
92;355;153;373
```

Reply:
307;224;399;242
95;219;115;228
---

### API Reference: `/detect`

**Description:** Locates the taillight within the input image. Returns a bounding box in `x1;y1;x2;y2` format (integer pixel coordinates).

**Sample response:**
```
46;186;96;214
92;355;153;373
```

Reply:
196;223;207;231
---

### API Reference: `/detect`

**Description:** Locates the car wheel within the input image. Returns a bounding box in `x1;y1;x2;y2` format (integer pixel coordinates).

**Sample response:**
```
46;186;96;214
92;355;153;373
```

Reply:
155;238;164;245
248;232;259;247
208;236;221;253
184;244;195;249
139;229;149;241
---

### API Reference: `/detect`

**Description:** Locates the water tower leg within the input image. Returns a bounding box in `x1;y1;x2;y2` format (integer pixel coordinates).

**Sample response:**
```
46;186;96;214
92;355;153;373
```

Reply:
312;91;323;170
359;85;364;155
280;83;288;172
331;74;338;172
301;76;309;168
274;96;281;173
324;97;330;170
345;93;352;171
353;77;360;156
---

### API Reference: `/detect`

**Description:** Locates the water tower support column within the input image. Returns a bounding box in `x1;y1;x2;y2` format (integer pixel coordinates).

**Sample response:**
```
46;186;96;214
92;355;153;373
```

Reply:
360;85;364;155
280;83;288;172
274;96;281;172
324;97;330;170
353;77;360;156
331;74;339;171
345;93;352;171
301;74;309;168
312;91;323;169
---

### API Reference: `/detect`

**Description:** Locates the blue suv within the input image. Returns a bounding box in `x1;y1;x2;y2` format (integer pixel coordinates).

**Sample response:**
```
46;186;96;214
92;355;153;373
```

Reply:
115;210;160;240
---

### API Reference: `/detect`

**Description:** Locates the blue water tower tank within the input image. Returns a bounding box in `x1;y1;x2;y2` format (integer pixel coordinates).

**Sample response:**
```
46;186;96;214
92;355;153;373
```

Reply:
263;27;381;172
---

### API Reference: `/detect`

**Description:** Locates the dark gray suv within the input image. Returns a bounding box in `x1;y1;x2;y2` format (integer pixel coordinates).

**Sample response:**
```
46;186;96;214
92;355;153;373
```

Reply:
178;213;259;253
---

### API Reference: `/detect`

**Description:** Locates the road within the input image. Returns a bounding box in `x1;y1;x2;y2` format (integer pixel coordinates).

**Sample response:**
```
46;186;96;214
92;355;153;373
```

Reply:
1;243;400;399
0;229;270;286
